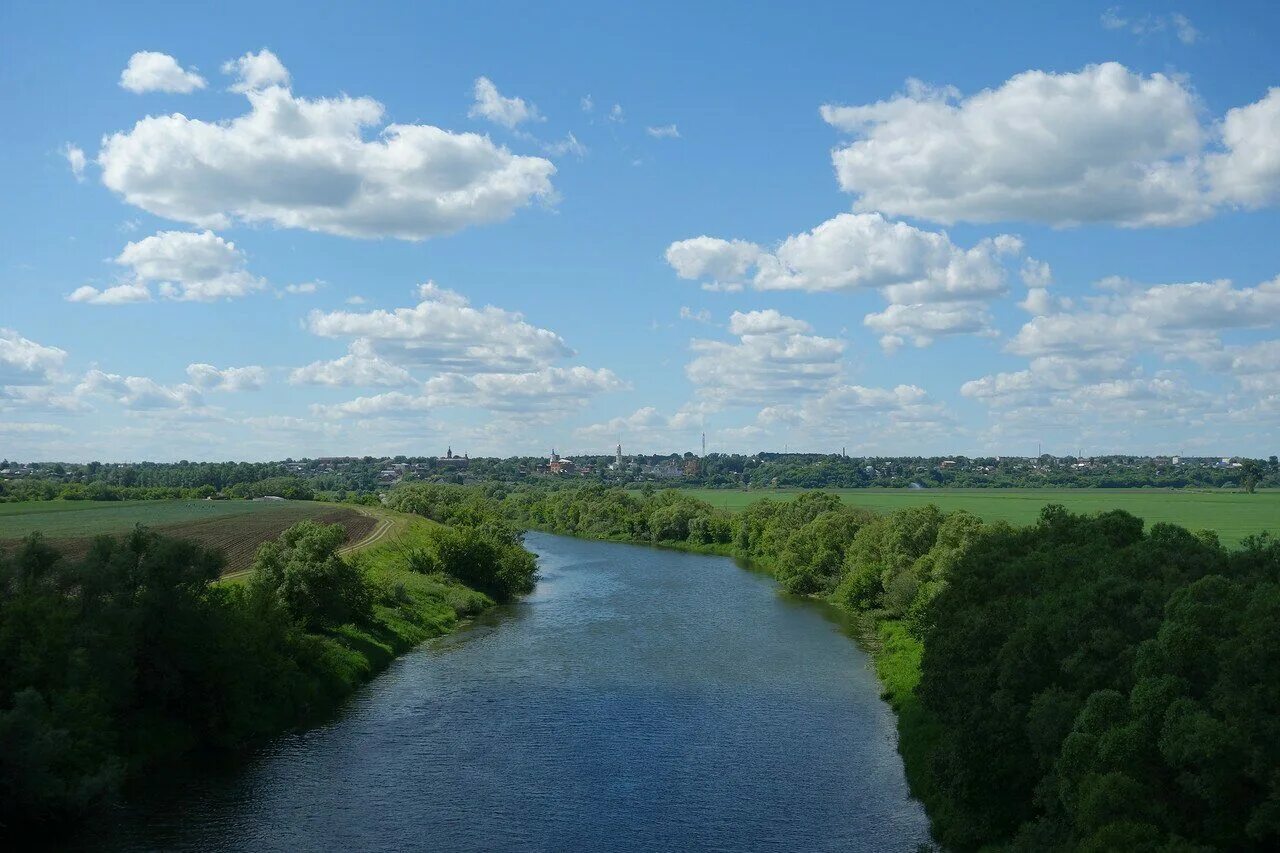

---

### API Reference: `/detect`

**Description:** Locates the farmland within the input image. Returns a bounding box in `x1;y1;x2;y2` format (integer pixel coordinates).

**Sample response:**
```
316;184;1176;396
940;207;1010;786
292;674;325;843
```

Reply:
684;487;1279;547
0;499;377;573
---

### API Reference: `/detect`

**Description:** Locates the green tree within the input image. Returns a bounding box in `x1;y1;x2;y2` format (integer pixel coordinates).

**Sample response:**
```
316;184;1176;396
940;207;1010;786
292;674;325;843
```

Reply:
249;521;370;631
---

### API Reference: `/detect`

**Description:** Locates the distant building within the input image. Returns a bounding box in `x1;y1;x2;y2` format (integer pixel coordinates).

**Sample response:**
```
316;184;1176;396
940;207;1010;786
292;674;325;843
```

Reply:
548;449;573;474
437;446;469;467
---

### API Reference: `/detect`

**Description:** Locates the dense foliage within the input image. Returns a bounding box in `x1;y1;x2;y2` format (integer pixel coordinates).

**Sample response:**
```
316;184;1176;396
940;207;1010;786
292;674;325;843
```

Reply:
0;507;533;835
448;482;1280;851
917;510;1280;850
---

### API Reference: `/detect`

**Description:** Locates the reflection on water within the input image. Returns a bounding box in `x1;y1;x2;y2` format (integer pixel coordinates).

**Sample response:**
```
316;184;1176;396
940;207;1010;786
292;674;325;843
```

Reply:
91;533;931;852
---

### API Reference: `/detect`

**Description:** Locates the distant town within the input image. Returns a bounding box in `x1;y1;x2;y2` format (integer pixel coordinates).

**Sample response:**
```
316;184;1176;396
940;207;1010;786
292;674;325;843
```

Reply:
2;448;1277;497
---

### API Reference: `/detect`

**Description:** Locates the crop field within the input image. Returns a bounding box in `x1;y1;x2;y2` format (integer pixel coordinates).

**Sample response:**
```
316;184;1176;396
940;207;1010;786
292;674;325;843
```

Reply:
684;487;1279;548
0;500;377;573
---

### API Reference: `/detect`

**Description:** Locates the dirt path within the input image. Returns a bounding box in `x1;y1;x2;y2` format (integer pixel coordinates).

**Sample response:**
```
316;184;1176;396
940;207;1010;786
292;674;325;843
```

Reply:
339;512;395;555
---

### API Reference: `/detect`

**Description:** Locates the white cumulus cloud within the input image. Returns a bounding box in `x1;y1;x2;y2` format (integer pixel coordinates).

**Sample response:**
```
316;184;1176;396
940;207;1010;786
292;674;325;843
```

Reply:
821;63;1210;227
98;53;556;240
185;363;267;392
221;49;290;92
687;312;844;405
70;230;264;303
119;51;207;94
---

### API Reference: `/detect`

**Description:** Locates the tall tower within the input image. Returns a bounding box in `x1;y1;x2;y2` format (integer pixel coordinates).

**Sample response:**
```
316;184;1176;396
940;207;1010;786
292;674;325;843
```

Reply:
701;432;706;457
615;442;623;468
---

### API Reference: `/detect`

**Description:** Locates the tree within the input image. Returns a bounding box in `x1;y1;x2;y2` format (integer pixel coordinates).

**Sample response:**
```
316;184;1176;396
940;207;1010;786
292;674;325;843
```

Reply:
249;521;370;631
1239;459;1261;494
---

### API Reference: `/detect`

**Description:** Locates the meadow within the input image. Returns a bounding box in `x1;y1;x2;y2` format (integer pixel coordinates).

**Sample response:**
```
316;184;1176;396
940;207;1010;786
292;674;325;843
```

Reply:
684;487;1279;547
0;499;376;572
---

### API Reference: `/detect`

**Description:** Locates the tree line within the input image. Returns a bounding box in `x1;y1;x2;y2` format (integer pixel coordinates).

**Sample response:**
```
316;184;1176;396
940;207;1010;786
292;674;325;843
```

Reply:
423;481;1280;850
0;504;536;835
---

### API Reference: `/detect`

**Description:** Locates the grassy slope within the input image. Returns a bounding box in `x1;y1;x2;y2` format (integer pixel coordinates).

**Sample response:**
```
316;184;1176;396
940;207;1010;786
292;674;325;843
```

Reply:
685;487;1279;547
260;505;492;686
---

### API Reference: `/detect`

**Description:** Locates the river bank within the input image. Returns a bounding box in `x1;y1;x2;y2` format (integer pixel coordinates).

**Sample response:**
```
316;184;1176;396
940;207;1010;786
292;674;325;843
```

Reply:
518;521;944;842
86;531;932;851
0;507;521;838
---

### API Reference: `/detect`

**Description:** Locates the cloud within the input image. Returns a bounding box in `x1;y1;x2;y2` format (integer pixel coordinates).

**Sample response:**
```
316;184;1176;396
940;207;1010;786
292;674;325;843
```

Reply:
422;366;624;412
667;213;1020;349
469;76;542;128
744;382;952;449
1101;8;1198;45
1206;88;1280;209
1209;339;1280;394
573;404;710;448
864;303;996;352
313;366;622;419
283;282;319;295
0;329;68;385
668;214;1016;298
290;340;415;387
1007;276;1280;358
581;95;593;113
185;363;267;391
98;53;556;240
821;63;1211;227
0;422;72;436
727;309;811;336
63;144;86;181
1172;13;1199;45
964;269;1280;438
304;282;571;373
0;385;88;414
609;104;624;122
686;311;844;405
221;48;290;92
646;124;680;139
679;306;712;324
664;237;762;291
75;369;203;411
70;230;264;304
542;132;587;158
119;51;207;94
67;283;153;305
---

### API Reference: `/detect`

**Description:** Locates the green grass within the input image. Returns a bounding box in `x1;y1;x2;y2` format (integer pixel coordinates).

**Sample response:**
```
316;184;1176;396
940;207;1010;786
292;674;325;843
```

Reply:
328;507;493;656
685;487;1279;547
0;499;324;540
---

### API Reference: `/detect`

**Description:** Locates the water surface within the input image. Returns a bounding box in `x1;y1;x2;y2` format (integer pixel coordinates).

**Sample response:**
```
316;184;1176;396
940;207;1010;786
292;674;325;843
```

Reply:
95;533;931;851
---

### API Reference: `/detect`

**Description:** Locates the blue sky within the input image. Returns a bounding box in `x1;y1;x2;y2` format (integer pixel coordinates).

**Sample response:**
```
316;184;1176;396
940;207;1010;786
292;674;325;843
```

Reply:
3;0;1279;461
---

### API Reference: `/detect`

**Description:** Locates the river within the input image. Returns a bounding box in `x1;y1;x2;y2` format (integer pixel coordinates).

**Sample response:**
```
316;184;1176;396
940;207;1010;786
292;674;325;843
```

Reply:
92;532;932;851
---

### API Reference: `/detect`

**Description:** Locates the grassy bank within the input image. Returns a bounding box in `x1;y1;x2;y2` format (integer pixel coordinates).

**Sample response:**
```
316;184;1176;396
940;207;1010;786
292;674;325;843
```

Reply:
282;508;495;699
684;487;1278;547
0;505;516;835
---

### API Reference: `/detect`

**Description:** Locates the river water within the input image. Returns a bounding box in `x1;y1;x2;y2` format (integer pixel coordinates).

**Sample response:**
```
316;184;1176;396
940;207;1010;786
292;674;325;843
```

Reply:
93;533;931;852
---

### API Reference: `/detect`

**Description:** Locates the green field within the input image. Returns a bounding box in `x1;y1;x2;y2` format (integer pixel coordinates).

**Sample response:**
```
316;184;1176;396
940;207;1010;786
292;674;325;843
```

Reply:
0;499;317;540
685;488;1279;547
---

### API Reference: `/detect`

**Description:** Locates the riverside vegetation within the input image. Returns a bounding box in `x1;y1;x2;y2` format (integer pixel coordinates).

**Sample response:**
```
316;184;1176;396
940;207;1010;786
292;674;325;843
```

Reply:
385;482;1280;851
0;505;536;836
